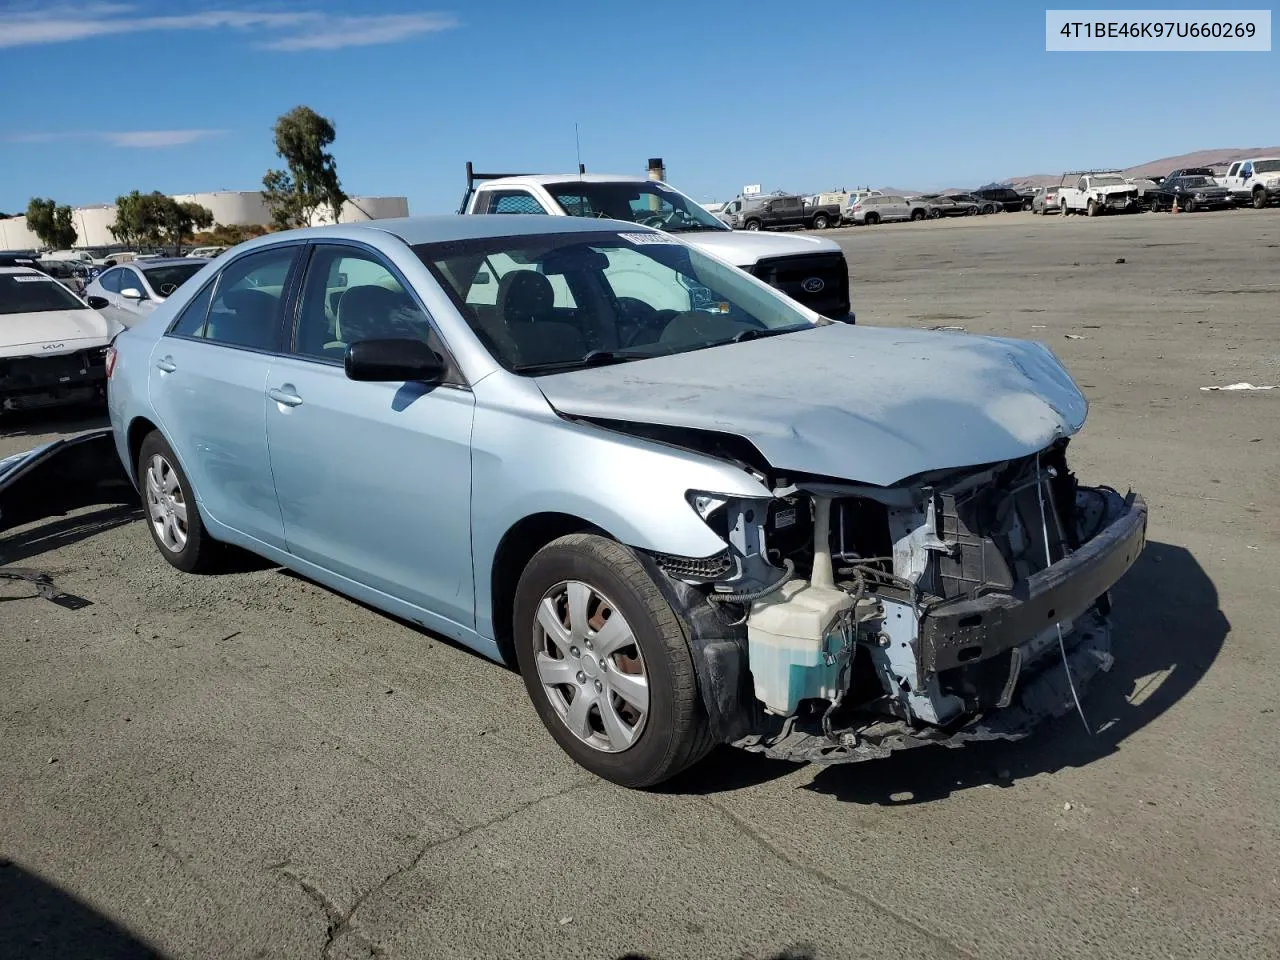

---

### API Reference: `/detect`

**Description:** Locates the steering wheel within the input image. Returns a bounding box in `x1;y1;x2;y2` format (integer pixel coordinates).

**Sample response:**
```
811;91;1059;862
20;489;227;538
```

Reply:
615;298;674;347
635;211;677;229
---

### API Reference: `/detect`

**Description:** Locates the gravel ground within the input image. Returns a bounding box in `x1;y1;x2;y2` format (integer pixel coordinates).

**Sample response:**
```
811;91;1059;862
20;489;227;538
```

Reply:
2;208;1278;960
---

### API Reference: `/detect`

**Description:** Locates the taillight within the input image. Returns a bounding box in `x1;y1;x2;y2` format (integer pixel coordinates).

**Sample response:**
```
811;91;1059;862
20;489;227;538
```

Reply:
105;345;117;379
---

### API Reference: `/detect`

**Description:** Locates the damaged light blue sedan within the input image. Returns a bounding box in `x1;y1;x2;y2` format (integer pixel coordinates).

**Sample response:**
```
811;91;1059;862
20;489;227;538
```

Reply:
104;215;1147;788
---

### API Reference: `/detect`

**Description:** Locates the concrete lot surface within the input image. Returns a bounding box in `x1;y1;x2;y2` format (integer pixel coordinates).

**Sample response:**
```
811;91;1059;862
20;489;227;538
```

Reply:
2;209;1278;960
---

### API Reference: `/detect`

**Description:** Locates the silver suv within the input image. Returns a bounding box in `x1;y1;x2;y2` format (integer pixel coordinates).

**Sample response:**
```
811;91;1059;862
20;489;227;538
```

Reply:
848;195;928;225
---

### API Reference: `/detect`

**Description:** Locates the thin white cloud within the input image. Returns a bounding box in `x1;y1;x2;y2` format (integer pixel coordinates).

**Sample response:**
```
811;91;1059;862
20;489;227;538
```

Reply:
263;13;459;50
0;4;457;50
4;130;226;148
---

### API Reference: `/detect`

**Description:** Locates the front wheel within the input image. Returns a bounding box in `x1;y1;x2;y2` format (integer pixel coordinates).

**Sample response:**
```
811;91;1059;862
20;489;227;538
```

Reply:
1183;197;1196;213
1087;199;1099;217
743;219;761;231
513;534;713;788
137;431;221;573
1253;189;1268;209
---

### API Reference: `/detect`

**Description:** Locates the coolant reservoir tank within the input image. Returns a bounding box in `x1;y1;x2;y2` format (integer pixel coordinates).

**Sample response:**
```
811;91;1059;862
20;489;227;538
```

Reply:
747;579;854;716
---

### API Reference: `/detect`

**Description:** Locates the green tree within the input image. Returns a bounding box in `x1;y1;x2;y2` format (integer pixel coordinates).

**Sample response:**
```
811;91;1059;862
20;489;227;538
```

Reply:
163;200;214;255
262;105;346;228
26;197;78;250
109;192;212;253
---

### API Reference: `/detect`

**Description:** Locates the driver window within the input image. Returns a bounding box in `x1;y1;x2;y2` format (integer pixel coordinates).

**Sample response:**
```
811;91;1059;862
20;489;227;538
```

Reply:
293;246;435;361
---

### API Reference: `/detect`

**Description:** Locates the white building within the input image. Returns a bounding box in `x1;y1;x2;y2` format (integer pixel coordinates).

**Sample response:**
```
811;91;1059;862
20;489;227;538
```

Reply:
2;190;410;251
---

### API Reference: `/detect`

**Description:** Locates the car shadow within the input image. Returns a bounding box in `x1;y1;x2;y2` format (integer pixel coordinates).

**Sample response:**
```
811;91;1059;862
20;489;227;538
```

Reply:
0;406;109;440
0;859;166;960
0;503;141;567
801;540;1226;805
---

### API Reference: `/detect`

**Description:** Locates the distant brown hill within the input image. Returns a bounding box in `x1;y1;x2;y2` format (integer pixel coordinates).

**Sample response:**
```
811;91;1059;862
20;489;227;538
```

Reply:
1003;146;1280;188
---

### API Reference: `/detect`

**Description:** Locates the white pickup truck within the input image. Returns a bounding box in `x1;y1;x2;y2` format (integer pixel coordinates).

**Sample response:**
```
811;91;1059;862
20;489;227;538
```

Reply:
1219;157;1280;208
458;166;853;321
1057;171;1141;216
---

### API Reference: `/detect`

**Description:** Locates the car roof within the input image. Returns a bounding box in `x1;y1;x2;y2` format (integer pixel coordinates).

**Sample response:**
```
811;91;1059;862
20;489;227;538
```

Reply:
135;257;209;268
249;214;653;249
0;266;44;276
479;174;653;187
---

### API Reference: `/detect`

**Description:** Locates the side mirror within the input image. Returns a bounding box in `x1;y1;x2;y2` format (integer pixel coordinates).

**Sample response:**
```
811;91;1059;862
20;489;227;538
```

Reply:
345;338;446;383
120;287;144;301
86;295;110;310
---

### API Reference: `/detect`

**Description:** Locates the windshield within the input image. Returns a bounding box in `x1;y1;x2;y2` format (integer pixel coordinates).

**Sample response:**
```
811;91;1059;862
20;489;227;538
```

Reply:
1179;177;1211;187
417;230;816;374
1254;160;1280;174
1090;176;1126;186
141;262;204;297
543;181;730;233
0;272;88;314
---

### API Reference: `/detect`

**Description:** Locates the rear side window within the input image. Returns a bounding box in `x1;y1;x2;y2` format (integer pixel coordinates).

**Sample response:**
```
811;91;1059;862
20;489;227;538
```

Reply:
200;247;297;351
479;191;550;215
168;279;216;337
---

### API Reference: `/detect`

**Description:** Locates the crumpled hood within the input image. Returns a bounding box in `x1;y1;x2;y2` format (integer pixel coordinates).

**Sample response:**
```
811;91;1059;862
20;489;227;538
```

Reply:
535;324;1089;488
0;308;116;358
679;229;842;269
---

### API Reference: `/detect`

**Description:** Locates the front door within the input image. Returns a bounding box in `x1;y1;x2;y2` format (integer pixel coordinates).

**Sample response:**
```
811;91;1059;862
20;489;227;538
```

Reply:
264;242;476;629
147;245;300;549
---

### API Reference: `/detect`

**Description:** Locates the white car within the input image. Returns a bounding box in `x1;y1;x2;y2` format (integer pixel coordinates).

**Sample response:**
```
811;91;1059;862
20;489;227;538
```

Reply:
83;257;209;328
0;267;121;414
186;245;228;259
460;171;854;320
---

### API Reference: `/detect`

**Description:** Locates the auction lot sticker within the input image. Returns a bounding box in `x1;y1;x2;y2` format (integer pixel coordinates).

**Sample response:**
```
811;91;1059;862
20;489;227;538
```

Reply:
1046;9;1271;50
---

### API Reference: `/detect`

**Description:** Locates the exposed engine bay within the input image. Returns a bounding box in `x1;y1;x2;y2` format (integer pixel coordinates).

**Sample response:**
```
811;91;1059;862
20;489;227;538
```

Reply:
642;438;1148;764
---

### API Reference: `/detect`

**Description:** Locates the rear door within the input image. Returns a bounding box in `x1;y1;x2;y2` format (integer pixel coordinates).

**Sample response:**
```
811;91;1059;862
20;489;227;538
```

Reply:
264;241;477;628
147;243;301;549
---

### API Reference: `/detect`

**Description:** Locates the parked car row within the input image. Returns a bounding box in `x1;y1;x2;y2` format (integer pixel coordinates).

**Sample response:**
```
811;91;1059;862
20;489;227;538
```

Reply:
1030;156;1280;216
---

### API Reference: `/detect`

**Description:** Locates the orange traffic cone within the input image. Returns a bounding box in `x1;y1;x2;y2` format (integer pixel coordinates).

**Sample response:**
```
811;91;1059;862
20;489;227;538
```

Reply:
1171;196;1180;214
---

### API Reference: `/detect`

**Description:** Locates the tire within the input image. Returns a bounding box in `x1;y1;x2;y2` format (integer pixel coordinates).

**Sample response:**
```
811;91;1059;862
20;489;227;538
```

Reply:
910;209;926;221
968;205;978;216
1183;197;1196;213
513;534;713;789
1022;200;1033;212
1253;189;1268;209
811;213;829;230
136;431;220;573
865;212;880;225
1086;199;1098;217
743;219;761;231
927;208;941;219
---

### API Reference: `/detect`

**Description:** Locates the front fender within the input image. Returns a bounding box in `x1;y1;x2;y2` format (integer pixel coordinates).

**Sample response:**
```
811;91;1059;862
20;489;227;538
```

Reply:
468;391;770;640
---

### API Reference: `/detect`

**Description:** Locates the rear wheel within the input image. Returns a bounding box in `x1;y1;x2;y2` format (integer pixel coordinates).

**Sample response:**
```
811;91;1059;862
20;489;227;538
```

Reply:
865;212;881;225
811;213;829;230
136;431;220;573
513;534;713;788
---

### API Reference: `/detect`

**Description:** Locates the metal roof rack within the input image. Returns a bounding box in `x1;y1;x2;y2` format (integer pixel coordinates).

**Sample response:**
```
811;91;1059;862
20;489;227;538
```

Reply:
460;161;587;214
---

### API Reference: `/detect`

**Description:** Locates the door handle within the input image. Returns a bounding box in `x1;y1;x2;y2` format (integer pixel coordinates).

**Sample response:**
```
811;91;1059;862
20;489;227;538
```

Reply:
268;385;303;407
156;356;177;373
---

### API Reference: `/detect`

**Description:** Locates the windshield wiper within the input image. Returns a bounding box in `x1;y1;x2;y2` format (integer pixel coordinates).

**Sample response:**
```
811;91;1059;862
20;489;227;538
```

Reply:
512;348;657;374
730;326;805;344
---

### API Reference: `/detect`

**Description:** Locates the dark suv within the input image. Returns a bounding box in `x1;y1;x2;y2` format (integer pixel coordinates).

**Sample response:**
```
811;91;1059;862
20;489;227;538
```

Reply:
972;184;1030;212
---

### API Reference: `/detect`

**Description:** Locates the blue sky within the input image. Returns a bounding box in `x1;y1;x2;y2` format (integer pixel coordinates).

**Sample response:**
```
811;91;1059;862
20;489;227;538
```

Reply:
1;0;1276;214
